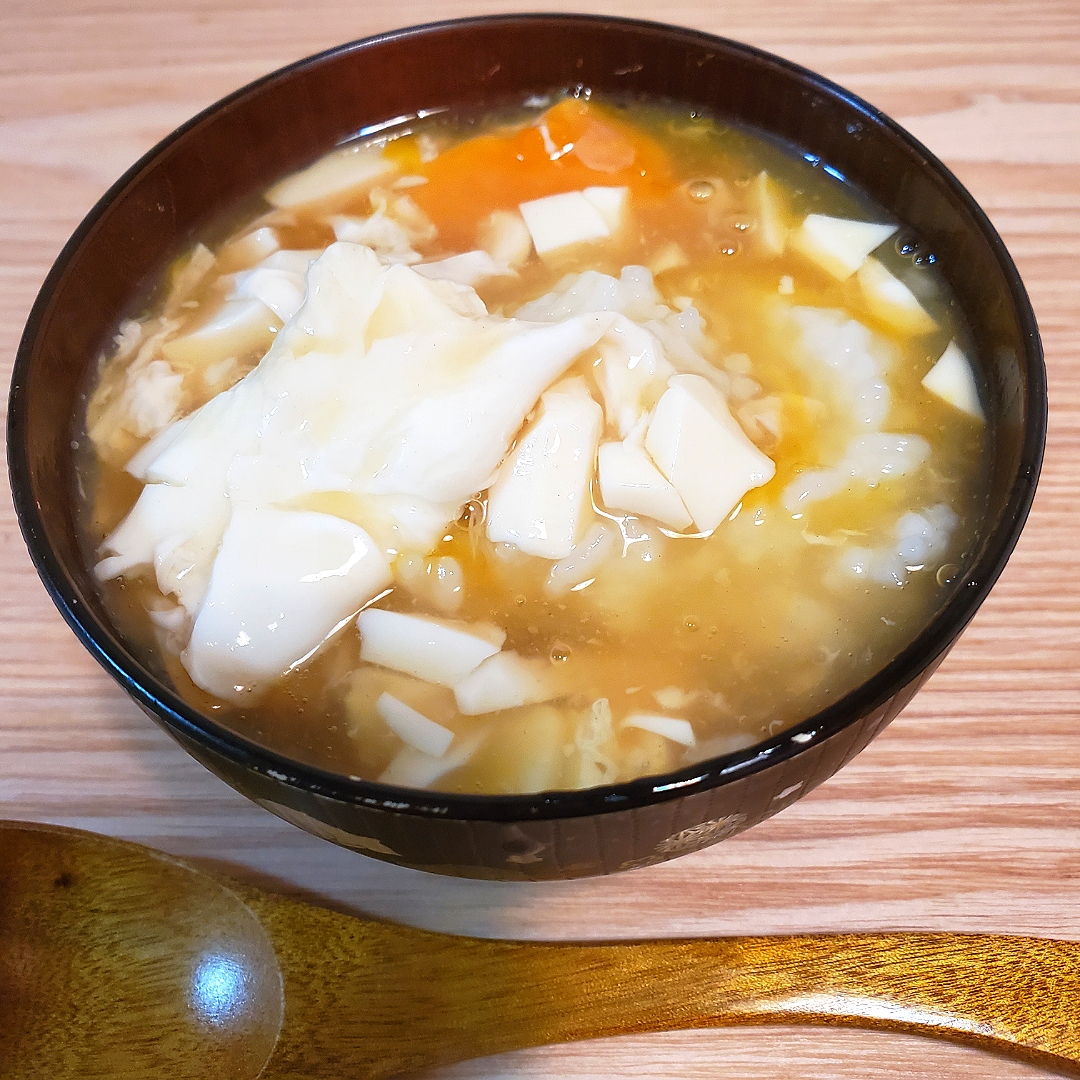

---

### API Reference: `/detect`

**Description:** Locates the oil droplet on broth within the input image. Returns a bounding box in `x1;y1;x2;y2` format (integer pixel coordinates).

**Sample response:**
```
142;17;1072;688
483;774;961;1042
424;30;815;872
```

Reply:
549;641;572;664
936;562;960;587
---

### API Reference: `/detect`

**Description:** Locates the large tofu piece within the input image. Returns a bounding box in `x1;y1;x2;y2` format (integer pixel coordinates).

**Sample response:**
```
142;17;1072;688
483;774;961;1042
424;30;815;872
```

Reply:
597;440;693;530
518;191;611;261
645;374;776;533
183;507;392;698
357;609;505;687
370;313;612;506
486;379;604;559
922;341;984;420
791;214;897;280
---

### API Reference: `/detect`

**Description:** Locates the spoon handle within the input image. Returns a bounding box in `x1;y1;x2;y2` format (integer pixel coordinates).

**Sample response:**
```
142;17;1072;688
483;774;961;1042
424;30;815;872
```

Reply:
246;881;1080;1080
476;932;1080;1074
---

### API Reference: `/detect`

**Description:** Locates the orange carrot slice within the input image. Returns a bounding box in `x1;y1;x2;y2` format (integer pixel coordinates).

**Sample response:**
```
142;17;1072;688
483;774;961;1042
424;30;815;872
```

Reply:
406;99;677;251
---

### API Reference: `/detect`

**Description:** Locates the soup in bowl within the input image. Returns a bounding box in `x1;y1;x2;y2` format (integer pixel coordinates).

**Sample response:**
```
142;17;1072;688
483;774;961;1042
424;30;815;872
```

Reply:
9;15;1044;878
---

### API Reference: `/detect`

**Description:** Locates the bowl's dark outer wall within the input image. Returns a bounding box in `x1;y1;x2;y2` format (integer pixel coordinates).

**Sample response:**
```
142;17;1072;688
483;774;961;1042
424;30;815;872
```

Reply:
8;15;1044;879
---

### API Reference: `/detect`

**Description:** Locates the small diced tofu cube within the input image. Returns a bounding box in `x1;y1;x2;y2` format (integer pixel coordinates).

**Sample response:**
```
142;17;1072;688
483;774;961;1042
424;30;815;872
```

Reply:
265;144;397;209
234;267;307;322
595;316;673;438
376;692;454;757
258;249;323;273
623;713;697;746
597;440;693;530
582;186;629;231
922;341;984;420
454;652;556;716
752;172;788;256
476;209;534;267
857;257;937;335
357;609;505;687
518;191;611;260
161;297;280;369
218;227;281;271
486;379;604;559
645;374;776;533
792;213;897;280
648;242;689;277
378;730;486;789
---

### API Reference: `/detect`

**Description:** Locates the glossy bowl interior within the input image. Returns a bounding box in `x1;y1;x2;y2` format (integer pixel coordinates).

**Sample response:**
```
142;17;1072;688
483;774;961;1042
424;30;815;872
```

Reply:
9;15;1045;879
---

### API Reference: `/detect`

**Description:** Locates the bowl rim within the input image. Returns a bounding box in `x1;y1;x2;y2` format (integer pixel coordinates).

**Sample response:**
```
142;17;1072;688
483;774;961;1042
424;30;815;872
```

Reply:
8;12;1046;824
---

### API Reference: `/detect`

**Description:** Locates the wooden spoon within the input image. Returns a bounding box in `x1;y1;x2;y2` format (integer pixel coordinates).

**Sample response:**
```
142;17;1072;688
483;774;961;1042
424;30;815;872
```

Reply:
2;820;1078;1080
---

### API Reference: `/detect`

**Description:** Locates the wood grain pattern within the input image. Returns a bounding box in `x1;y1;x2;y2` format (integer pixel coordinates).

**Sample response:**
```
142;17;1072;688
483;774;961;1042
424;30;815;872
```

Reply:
1;1;1078;1078
5;822;1080;1080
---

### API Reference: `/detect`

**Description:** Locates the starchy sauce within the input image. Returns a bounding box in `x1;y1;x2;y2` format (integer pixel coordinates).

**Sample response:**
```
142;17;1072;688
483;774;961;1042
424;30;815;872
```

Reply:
78;94;988;794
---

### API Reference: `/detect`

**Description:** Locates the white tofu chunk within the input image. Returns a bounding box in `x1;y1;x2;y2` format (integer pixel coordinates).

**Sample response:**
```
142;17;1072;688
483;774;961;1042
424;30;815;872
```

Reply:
645;374;776;533
330;212;420;264
752;172;787;256
265;143;397;209
376;692;454;757
857;257;937;335
514;265;665;324
597;440;693;530
369;313;612;505
792;214;898;280
95;479;225;605
922;341;985;420
582;186;629;231
258;249;323;274
649;242;689;277
623;713;697;747
454;652;557;715
477;208;534;267
377;730;486;788
595;315;673;437
518;191;610;260
271;242;387;357
357;609;505;687
486;378;604;559
183;507;392;698
234;266;307;322
161;297;280;368
545;520;618;596
413;250;514;287
218;226;280;270
122;360;184;439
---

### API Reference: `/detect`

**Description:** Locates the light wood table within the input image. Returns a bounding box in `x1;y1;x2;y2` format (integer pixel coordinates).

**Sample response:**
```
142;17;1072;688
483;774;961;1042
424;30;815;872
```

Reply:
2;2;1078;1077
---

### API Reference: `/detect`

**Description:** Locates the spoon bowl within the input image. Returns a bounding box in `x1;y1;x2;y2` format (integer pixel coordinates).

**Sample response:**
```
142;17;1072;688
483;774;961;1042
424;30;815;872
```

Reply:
3;821;1079;1079
0;821;283;1079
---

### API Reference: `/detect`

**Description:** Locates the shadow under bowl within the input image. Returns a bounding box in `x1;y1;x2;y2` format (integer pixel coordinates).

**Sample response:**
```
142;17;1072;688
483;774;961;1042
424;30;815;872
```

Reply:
8;14;1045;879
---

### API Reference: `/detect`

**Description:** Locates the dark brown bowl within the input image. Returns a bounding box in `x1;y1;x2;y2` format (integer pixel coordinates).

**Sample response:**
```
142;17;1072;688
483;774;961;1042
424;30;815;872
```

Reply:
9;15;1045;879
